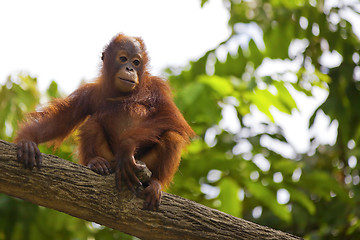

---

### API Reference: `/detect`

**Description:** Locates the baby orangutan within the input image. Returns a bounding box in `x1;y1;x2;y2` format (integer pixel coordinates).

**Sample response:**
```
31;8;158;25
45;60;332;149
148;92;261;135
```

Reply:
15;34;195;210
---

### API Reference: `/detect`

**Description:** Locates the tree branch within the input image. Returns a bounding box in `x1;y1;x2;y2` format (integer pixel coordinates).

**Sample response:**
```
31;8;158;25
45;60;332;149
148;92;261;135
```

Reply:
0;140;302;240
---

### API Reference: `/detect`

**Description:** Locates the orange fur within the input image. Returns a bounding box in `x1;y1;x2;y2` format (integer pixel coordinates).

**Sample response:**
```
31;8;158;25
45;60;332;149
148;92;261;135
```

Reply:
15;34;195;192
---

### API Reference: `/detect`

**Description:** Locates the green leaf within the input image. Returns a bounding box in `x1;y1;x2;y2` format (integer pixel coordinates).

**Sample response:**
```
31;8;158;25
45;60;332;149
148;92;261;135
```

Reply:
273;81;298;111
198;75;234;97
214;46;247;77
272;159;300;175
264;21;293;59
200;0;208;7
218;177;242;217
249;39;263;68
287;186;316;215
249;91;274;121
46;81;61;98
175;82;221;126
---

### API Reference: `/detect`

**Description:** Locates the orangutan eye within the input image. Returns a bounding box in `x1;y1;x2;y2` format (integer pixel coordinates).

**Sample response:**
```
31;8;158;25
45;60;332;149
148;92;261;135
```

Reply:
133;59;140;66
119;56;128;62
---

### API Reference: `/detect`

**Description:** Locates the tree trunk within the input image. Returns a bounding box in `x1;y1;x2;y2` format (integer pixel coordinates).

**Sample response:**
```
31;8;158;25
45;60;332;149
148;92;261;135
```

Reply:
0;140;302;240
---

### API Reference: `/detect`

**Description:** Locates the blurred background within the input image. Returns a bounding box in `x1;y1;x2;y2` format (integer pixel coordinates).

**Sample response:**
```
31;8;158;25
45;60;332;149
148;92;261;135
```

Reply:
1;0;360;239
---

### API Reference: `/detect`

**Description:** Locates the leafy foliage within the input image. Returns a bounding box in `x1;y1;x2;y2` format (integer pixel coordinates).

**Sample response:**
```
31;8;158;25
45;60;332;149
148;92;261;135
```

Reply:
168;0;360;239
1;0;360;239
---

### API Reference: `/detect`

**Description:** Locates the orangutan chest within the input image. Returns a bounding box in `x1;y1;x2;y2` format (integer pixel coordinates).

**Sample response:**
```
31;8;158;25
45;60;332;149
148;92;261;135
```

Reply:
101;103;150;135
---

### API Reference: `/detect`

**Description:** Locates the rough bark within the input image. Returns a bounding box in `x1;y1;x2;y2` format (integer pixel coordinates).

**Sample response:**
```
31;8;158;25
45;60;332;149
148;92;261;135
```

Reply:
0;140;302;240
